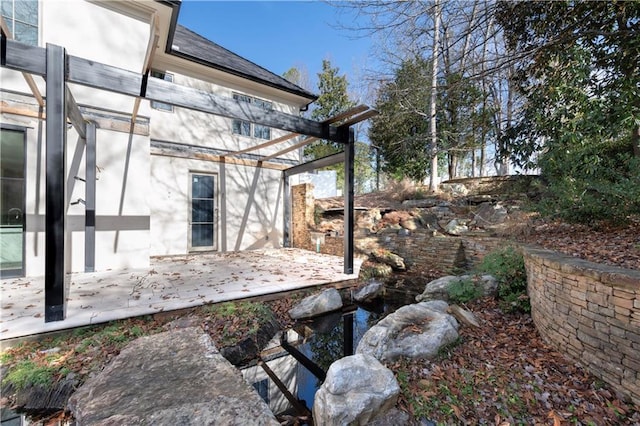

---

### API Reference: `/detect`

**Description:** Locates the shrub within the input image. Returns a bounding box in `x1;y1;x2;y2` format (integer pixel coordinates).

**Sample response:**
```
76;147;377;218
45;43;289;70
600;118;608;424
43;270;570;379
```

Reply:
537;141;640;226
479;246;530;313
447;278;483;304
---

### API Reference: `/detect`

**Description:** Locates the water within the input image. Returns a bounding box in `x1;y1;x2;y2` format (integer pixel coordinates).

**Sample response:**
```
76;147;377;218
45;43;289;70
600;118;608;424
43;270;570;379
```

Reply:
243;278;425;422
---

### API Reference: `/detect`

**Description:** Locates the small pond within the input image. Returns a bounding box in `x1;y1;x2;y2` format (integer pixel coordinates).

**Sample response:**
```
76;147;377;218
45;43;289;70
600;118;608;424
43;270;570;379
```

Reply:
241;277;425;423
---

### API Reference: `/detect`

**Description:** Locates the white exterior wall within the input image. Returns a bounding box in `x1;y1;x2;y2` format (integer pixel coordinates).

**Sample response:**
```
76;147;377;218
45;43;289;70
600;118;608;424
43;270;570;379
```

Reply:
1;1;152;276
150;73;302;161
150;155;284;255
1;0;152;116
1;107;150;277
2;0;310;276
148;72;304;255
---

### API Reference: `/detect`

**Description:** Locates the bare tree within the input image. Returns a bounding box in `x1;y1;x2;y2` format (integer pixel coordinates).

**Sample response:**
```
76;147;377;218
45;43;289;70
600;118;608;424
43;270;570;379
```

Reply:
428;0;441;190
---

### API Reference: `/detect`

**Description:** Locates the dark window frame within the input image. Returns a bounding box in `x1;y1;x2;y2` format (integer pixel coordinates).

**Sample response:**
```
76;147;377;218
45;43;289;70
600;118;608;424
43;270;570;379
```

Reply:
188;172;218;252
1;0;39;46
150;70;174;112
0;123;27;278
231;93;272;140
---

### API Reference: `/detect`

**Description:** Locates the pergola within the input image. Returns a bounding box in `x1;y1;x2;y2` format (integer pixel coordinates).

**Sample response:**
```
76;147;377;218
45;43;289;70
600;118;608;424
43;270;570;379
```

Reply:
0;36;375;322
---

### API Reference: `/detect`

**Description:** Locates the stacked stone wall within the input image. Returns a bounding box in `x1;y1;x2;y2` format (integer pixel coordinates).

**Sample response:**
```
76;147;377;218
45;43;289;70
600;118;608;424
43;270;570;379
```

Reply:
524;246;640;405
291;184;503;271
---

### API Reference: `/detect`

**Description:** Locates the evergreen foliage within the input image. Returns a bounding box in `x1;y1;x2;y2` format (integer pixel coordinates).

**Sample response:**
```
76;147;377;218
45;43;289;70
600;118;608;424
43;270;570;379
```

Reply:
498;1;640;225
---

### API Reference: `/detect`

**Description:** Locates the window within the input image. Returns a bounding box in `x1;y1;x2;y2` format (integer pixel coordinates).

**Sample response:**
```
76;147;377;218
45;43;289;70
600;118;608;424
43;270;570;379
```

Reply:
1;0;38;46
189;173;217;251
232;93;272;140
252;379;270;404
1;126;26;278
150;70;174;112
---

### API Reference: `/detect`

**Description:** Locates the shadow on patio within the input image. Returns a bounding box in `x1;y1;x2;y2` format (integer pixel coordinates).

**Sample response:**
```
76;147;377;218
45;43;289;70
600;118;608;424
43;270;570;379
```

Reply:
0;248;362;344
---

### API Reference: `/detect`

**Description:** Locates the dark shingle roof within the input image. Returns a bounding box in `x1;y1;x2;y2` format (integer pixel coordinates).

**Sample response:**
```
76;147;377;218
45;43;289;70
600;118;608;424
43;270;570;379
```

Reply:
169;25;316;102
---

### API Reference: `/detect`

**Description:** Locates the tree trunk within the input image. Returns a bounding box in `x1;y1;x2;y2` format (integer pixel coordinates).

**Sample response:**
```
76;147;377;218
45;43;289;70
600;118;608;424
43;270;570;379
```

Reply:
429;0;441;192
480;142;486;176
471;143;477;177
633;125;640;158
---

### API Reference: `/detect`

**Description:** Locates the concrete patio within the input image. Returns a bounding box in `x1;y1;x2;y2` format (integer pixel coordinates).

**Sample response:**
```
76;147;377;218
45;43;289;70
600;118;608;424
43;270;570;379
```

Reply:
0;248;362;344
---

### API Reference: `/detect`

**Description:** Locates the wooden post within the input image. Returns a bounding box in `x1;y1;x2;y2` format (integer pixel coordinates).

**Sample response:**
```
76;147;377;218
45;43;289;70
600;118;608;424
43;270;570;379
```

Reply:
342;126;355;274
85;121;96;272
44;44;67;322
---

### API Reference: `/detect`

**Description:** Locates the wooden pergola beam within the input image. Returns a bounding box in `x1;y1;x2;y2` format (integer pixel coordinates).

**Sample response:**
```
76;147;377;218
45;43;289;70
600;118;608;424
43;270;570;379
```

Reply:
225;132;299;157
65;86;86;139
262;136;318;161
228;105;373;159
1;38;344;142
283;152;344;178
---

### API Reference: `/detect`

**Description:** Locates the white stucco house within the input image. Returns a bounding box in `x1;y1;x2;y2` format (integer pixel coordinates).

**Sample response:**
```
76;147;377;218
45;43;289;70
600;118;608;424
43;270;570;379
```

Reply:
1;0;321;278
1;0;371;323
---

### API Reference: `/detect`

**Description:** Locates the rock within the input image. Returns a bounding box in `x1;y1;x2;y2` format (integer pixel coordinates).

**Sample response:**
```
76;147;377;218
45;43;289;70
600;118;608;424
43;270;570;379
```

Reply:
477;274;498;296
473;202;508;226
467;194;495;204
431;205;454;220
401;199;439;208
440;182;469;196
356;302;459;362
448;305;481;328
416;275;498;302
313;354;399;426
354;280;385;303
367;408;412;425
3;379;77;413
361;263;393;278
417;212;440;229
415;275;462;302
445;219;469;235
400;217;418;231
371;250;406;271
288;288;343;320
68;327;278;425
356;209;382;231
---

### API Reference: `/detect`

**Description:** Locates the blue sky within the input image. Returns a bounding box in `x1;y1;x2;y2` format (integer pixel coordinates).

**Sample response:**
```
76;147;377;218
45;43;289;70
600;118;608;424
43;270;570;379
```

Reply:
177;1;374;94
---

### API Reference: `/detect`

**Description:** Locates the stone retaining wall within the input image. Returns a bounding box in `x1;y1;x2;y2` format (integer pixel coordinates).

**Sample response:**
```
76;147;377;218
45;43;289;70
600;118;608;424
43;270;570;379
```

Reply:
523;246;640;405
291;183;503;272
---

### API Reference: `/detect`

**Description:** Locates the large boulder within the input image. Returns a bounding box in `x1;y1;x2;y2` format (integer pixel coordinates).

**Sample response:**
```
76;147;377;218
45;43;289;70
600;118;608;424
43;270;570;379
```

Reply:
416;274;498;302
313;354;399;426
356;301;459;362
472;202;508;227
445;219;469;235
68;327;278;425
288;288;343;320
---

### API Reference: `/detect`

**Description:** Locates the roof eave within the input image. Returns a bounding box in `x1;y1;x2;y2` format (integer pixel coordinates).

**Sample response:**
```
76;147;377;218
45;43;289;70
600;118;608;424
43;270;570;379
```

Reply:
155;0;317;104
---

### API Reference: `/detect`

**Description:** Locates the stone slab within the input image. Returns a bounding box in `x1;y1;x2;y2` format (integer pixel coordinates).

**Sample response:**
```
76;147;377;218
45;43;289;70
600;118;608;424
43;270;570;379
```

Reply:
68;327;279;425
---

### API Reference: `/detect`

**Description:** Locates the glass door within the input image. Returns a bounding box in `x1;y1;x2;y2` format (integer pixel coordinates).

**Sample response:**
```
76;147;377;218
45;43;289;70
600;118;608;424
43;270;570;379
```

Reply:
189;173;217;251
1;127;25;277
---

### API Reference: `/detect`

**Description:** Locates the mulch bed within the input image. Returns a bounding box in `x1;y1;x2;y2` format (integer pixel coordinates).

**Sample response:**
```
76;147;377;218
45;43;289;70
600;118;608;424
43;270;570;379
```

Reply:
517;219;640;271
391;297;639;425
